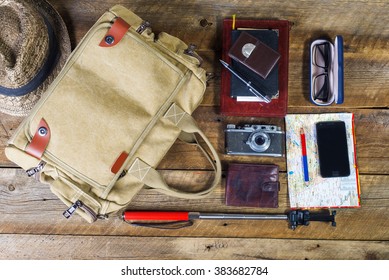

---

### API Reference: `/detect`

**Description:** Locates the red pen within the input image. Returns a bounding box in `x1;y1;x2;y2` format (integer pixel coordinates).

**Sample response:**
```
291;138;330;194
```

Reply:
300;128;309;183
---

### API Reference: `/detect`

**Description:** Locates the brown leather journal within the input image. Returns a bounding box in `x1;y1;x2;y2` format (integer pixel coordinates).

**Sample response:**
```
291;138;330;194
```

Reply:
225;163;280;208
220;19;290;117
228;31;280;79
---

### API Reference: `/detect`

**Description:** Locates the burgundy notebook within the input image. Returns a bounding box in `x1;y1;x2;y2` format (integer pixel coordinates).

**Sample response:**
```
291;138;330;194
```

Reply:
220;19;290;117
225;163;280;208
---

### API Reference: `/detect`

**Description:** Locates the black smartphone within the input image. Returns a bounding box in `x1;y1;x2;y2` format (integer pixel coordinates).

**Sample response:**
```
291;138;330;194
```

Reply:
316;121;350;178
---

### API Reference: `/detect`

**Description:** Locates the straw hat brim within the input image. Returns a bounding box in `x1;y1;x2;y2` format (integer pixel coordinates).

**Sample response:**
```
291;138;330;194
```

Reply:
0;0;71;116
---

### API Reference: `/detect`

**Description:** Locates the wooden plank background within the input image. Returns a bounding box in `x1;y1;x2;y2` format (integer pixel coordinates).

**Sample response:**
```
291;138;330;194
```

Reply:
0;0;388;260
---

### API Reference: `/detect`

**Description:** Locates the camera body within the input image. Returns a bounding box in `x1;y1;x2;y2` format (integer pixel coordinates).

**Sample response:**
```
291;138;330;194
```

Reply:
225;124;285;157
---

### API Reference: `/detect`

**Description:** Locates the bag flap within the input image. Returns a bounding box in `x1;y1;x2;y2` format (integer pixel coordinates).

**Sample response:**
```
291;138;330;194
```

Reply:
8;10;199;188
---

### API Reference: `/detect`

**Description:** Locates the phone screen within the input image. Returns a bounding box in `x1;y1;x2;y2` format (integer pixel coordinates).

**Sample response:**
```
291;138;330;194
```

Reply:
316;121;350;178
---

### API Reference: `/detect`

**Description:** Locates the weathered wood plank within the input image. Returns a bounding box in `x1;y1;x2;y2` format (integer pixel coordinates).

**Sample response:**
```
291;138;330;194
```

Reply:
50;0;389;43
0;234;388;260
1;109;388;175
0;168;388;240
46;0;389;108
6;0;385;109
1;0;389;261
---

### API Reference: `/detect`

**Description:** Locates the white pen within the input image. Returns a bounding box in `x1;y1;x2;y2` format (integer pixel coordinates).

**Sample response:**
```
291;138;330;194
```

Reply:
220;59;271;103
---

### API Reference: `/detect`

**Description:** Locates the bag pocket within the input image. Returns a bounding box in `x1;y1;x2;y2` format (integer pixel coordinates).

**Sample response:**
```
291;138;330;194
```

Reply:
42;167;103;222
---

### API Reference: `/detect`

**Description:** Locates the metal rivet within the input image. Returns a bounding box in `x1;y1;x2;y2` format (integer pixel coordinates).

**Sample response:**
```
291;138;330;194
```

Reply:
105;35;115;45
38;127;48;136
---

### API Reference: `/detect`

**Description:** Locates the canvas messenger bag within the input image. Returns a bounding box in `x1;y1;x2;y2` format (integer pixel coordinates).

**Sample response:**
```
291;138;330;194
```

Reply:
5;5;222;223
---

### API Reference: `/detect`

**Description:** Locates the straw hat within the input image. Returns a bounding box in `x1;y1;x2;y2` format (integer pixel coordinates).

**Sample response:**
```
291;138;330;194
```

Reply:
0;0;71;116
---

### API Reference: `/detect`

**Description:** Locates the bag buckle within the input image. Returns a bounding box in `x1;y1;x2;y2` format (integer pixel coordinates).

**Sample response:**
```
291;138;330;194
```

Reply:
136;20;151;34
26;161;46;177
184;44;203;66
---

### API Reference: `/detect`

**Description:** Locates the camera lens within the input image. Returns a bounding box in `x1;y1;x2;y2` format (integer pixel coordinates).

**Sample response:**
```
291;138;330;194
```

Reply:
247;131;271;153
254;135;266;146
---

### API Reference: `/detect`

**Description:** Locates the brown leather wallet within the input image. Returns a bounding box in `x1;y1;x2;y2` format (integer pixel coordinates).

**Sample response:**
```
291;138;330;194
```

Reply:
225;163;280;208
228;31;280;79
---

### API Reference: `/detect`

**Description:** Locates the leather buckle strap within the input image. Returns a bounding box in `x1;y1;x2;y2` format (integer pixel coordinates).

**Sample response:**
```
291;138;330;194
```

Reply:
25;118;51;159
99;17;130;47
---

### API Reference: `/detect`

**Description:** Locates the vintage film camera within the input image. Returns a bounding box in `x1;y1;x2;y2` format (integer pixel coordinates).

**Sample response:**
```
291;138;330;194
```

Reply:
225;124;285;157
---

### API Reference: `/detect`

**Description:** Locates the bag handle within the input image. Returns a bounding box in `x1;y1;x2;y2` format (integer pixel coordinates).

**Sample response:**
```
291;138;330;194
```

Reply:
127;104;221;199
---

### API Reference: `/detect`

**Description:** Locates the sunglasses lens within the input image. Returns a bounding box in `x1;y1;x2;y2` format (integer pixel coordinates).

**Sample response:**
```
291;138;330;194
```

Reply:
313;73;329;101
313;43;329;68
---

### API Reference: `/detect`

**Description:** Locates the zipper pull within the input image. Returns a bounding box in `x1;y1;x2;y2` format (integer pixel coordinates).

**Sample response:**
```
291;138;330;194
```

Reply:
26;161;46;177
63;200;98;222
63;200;81;219
184;44;203;66
136;20;151;34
